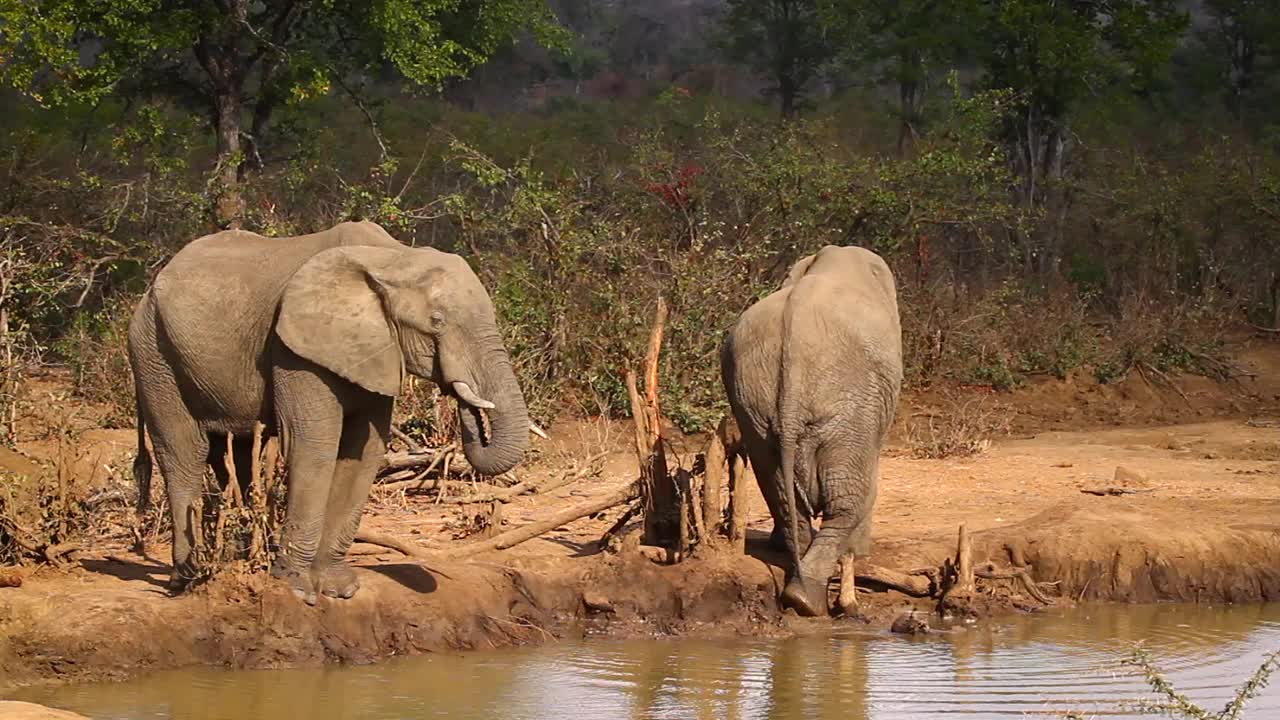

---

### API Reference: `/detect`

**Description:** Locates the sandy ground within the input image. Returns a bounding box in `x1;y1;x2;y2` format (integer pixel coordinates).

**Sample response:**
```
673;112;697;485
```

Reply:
0;338;1277;691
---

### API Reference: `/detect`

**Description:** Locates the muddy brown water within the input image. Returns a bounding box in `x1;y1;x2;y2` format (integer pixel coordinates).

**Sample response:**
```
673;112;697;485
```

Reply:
10;603;1279;719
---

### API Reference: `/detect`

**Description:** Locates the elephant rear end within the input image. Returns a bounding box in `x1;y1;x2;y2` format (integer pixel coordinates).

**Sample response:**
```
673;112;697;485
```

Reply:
720;245;903;617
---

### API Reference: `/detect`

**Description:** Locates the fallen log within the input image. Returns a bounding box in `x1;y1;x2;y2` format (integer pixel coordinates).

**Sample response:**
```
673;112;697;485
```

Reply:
856;564;934;597
353;530;432;559
440;481;641;559
381;446;467;474
377;478;506;496
360;481;640;562
1080;487;1155;497
397;451;608;505
975;561;1055;605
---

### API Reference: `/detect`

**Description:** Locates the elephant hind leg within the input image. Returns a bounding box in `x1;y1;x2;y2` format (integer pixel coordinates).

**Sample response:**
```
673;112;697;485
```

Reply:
313;402;392;599
782;457;878;618
150;424;211;593
741;443;814;555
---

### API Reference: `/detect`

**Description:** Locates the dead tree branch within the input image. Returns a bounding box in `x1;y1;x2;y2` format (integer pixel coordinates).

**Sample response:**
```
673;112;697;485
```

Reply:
440;481;640;559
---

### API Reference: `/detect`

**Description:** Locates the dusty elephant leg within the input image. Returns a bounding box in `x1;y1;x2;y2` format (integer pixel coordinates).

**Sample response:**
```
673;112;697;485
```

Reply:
151;428;211;593
313;403;390;599
782;459;877;617
272;375;344;605
746;448;814;554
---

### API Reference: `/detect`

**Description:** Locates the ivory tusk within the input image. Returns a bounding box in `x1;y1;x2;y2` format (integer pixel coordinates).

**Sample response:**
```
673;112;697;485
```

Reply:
529;422;549;439
451;381;495;409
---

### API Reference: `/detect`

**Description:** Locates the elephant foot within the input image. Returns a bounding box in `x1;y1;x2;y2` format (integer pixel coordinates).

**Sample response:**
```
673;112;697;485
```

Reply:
166;560;202;595
780;576;828;618
315;563;360;600
166;572;199;596
271;556;318;605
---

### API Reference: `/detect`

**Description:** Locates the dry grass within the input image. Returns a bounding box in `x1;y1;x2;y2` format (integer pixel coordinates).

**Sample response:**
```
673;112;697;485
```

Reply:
905;390;1013;459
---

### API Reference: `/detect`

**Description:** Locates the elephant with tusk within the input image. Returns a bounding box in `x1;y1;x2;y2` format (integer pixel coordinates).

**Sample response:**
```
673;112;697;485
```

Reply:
128;220;537;603
720;245;903;616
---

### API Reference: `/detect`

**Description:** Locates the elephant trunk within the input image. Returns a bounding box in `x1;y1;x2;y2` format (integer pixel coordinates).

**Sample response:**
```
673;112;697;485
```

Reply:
456;339;530;477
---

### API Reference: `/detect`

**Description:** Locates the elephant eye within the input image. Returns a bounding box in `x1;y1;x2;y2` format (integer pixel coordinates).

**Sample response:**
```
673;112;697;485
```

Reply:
429;311;446;330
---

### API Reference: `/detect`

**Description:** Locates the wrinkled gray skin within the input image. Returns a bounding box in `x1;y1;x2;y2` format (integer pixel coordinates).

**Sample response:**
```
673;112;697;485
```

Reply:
128;221;530;603
720;245;902;617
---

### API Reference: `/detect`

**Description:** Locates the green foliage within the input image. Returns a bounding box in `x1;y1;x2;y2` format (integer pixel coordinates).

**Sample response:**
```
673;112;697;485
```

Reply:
0;0;568;228
432;89;1025;428
0;0;198;107
979;0;1188;121
1197;0;1280;125
819;0;981;134
364;0;569;88
0;0;566;106
2;76;1275;431
719;0;836;116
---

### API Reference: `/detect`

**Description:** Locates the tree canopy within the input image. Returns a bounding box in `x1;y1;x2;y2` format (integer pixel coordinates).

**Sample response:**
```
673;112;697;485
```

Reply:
719;0;835;117
0;0;567;226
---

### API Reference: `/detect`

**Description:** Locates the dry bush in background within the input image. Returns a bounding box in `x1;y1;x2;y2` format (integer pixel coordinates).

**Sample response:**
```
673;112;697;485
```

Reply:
906;390;1014;459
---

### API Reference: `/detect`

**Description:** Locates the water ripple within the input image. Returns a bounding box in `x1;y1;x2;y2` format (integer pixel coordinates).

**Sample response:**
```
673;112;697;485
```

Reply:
9;603;1280;720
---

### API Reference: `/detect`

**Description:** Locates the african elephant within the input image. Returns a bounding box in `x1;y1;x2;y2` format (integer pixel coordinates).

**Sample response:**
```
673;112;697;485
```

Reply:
720;245;902;616
128;220;534;603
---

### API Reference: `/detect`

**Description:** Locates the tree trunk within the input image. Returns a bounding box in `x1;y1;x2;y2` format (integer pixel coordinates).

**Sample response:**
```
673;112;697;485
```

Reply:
1271;271;1280;331
779;75;797;119
1037;124;1068;278
896;51;922;157
213;87;245;229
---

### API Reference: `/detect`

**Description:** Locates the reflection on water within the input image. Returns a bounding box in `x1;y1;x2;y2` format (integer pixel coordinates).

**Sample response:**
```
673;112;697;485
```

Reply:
12;603;1280;720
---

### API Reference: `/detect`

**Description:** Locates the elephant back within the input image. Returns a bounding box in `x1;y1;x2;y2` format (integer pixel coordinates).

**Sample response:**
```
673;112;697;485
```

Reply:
149;222;405;420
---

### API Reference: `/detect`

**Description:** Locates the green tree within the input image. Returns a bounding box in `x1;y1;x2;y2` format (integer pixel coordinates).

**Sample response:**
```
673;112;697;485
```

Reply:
1200;0;1280;123
0;0;566;228
720;0;836;117
820;0;979;154
975;0;1187;274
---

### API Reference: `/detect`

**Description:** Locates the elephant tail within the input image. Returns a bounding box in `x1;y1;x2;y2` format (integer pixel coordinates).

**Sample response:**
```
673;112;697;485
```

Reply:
132;402;152;519
775;284;805;582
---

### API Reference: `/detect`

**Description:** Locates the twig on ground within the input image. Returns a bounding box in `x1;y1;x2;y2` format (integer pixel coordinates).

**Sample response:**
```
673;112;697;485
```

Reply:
599;500;643;548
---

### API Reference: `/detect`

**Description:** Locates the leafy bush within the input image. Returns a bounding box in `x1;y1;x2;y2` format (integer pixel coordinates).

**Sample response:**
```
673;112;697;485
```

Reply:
0;86;1272;436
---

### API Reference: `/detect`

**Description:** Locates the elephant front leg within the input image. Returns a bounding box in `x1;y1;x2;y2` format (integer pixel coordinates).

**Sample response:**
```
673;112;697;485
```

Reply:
312;406;390;600
273;435;339;604
272;394;344;604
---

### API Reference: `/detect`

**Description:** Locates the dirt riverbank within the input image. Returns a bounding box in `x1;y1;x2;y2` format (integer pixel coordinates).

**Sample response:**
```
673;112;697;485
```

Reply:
1;340;1278;693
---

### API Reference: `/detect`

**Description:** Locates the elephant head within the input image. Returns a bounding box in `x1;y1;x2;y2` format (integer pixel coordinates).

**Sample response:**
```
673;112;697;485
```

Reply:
275;245;530;476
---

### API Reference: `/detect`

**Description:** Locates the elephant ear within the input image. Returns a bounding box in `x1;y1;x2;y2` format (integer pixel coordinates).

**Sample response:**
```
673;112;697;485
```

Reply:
276;246;404;397
782;253;818;289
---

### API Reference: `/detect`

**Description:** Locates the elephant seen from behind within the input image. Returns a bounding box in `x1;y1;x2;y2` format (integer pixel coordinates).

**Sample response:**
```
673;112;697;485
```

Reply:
720;245;903;616
128;221;534;603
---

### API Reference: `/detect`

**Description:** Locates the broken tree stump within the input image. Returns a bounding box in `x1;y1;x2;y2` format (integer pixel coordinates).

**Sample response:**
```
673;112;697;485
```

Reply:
837;552;858;615
954;523;974;594
701;418;729;542
626;297;678;547
724;414;749;554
